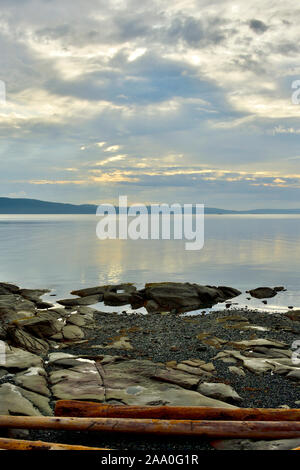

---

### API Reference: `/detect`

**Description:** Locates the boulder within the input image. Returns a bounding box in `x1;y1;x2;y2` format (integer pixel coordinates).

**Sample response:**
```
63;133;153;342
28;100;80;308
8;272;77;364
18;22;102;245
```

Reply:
6;325;49;354
198;382;243;404
142;282;241;313
103;291;132;306
62;324;84;340
58;295;102;307
248;287;278;299
0;282;20;294
19;289;50;303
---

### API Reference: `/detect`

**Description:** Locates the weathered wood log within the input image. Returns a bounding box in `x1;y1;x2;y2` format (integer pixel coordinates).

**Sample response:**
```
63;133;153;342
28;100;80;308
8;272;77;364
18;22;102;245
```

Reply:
1;415;300;439
0;437;109;451
55;401;300;422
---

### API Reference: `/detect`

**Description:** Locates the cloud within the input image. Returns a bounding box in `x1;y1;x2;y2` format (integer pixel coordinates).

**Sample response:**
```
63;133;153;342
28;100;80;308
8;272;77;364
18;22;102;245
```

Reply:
249;19;269;34
1;0;300;208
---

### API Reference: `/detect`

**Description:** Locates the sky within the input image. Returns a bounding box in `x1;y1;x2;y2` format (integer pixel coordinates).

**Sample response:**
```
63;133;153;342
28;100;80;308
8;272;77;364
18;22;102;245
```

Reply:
1;0;300;209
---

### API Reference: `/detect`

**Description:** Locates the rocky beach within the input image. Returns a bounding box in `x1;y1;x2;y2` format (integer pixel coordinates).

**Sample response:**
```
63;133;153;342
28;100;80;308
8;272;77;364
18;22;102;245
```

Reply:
0;281;300;451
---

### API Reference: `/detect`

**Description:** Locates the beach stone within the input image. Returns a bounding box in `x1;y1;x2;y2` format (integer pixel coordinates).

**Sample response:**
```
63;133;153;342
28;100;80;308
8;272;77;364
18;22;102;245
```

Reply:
152;368;201;389
14;367;50;396
211;437;300;450
0;283;20;294
66;314;87;327
142;282;241;314
58;295;101;307
176;363;210;376
229;339;287;350
286;370;300;381
229;366;246;377
62;324;84;340
0;383;52;416
0;340;43;369
103;335;133;350
71;286;107;297
181;359;206;367
6;326;49;354
48;352;76;364
198;382;243;404
103;291;132;306
248;287;277;299
200;362;215;372
50;361;105;401
19;289;50;303
16;315;63;338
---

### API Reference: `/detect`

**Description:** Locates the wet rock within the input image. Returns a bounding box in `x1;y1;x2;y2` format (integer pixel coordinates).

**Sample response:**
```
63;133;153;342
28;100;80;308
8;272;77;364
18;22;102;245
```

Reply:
142;282;241;314
58;295;102;307
19;289;50;303
0;283;20;294
103;291;132;306
198;382;243;404
35;301;54;309
248;287;278;299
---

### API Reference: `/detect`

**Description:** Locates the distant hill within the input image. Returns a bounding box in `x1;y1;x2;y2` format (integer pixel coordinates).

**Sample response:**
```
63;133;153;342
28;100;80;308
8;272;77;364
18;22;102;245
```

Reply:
0;198;96;214
0;197;300;214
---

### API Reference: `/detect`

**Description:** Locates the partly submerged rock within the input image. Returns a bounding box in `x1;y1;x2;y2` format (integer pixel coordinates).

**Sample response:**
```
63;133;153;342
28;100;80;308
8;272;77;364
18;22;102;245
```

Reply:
248;287;278;299
143;282;241;314
58;295;102;307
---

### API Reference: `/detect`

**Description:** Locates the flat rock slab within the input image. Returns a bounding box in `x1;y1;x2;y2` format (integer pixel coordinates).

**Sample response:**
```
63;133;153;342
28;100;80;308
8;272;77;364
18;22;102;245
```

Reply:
0;383;52;416
0;340;43;369
211;437;300;450
49;354;237;408
58;295;102;307
198;382;242;404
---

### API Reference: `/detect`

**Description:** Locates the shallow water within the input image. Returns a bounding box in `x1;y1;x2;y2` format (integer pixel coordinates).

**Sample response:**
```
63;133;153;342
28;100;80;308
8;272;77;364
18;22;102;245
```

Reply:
0;214;299;312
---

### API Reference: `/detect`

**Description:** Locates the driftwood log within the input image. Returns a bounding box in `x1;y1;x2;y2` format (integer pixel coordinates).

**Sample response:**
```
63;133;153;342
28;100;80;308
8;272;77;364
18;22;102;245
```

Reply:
1;415;300;439
0;437;110;450
55;402;300;422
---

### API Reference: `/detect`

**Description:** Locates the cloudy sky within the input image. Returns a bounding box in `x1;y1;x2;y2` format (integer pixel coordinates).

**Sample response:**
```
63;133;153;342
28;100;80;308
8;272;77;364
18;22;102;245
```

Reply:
1;0;300;209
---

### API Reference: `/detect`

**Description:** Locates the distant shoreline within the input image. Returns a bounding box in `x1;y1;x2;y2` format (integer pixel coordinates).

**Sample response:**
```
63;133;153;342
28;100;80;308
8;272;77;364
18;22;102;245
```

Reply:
1;196;300;214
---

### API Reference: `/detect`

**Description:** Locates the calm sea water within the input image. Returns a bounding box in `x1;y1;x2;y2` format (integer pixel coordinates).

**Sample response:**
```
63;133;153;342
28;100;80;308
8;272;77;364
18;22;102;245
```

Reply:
0;214;299;313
